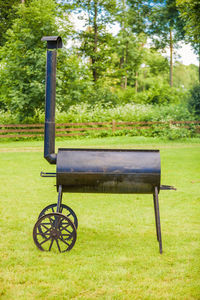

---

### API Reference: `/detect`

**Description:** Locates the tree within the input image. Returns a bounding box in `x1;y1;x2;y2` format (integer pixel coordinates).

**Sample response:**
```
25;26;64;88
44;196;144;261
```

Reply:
79;24;114;82
147;0;185;87
56;50;93;109
62;0;117;82
176;0;200;82
137;48;169;91
0;0;21;46
173;62;198;89
113;0;147;89
188;84;200;118
113;31;146;90
0;0;70;118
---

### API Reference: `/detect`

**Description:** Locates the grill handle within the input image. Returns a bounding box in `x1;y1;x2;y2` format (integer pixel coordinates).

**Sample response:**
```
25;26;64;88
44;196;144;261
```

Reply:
160;185;176;190
40;171;56;178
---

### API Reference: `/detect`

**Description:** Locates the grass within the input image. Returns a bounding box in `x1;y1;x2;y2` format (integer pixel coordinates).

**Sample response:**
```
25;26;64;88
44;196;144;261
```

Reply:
0;136;200;299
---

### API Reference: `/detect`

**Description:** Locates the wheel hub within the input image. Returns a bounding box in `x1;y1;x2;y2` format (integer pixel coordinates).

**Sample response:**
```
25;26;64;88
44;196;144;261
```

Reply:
51;228;60;238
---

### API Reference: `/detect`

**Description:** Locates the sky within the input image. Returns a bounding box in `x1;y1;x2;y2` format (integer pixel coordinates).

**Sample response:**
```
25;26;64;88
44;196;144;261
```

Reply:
70;13;199;67
109;23;199;66
174;43;198;66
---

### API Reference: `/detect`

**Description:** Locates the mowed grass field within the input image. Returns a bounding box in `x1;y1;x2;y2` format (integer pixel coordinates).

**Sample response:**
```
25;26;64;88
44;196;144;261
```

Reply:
0;136;200;300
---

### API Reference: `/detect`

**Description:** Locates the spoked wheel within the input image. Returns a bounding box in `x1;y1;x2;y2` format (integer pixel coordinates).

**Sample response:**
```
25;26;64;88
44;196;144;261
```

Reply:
33;213;77;252
38;203;78;229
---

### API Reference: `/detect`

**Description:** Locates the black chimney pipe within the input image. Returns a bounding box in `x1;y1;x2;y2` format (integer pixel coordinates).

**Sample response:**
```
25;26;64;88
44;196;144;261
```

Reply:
41;36;62;164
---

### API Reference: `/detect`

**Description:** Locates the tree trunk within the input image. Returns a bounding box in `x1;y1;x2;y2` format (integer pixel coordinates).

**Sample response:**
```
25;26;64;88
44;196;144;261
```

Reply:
21;0;25;3
120;56;124;88
169;29;173;87
199;45;200;83
124;72;127;89
92;0;98;82
199;55;200;83
135;72;138;93
120;0;126;88
124;41;128;89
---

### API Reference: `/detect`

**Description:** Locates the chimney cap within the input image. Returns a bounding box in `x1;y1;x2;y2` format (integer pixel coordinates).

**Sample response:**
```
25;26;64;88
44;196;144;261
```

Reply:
41;36;62;49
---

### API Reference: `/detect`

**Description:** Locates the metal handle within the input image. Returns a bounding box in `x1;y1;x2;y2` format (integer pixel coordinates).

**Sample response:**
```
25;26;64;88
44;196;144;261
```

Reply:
40;171;56;177
160;185;176;190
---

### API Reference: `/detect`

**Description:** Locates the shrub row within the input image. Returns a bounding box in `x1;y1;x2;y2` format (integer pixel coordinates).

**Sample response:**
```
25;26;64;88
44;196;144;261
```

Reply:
0;102;199;140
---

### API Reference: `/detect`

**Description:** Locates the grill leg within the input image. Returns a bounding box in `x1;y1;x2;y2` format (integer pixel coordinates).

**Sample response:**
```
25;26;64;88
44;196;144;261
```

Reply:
57;185;63;213
153;194;159;242
153;186;163;254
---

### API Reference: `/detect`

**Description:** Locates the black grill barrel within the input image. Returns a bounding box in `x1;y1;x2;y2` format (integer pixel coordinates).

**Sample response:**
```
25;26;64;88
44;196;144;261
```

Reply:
42;36;62;164
56;149;161;194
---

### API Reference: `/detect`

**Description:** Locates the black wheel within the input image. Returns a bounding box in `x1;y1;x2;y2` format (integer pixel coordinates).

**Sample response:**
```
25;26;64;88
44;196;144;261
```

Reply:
38;203;78;229
33;213;77;252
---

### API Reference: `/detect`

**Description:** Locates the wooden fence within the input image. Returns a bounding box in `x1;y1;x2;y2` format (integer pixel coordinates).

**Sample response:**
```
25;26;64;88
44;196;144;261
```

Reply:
0;120;200;139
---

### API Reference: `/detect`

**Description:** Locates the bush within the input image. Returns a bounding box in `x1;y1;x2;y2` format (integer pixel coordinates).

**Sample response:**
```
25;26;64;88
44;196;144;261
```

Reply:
188;84;200;119
133;84;186;105
0;102;193;124
1;102;197;140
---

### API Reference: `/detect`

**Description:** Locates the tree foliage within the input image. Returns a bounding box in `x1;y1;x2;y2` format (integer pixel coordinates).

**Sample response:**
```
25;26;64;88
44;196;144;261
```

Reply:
0;0;22;46
66;0;117;82
176;0;200;47
0;0;199;119
188;84;200;118
0;0;70;118
147;0;185;86
176;0;200;82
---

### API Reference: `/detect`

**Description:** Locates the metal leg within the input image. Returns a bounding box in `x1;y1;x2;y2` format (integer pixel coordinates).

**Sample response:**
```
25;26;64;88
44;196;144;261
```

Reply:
57;185;63;213
153;194;159;242
153;186;163;254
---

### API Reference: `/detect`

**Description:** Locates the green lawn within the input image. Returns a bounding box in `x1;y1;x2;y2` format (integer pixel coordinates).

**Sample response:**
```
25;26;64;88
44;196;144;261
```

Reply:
0;137;200;299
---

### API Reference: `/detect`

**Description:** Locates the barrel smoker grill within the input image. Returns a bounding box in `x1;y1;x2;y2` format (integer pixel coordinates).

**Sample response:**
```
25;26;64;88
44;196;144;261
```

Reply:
33;36;174;254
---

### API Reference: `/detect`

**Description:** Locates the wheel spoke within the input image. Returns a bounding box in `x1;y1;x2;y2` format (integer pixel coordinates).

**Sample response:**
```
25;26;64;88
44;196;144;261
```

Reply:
60;223;70;230
63;228;73;235
56;239;61;252
36;232;50;236
59;236;70;246
49;238;54;251
59;226;71;234
61;233;71;237
40;223;51;231
60;222;70;227
60;231;72;239
39;236;51;246
48;216;54;227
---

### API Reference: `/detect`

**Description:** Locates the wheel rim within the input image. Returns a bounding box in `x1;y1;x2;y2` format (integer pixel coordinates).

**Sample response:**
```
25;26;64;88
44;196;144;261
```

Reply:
33;213;77;252
38;203;78;229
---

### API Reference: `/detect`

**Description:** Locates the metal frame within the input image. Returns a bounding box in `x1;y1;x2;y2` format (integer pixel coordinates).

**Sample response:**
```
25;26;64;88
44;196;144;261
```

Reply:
153;186;162;254
42;36;63;164
41;172;164;253
57;185;63;213
57;184;163;253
